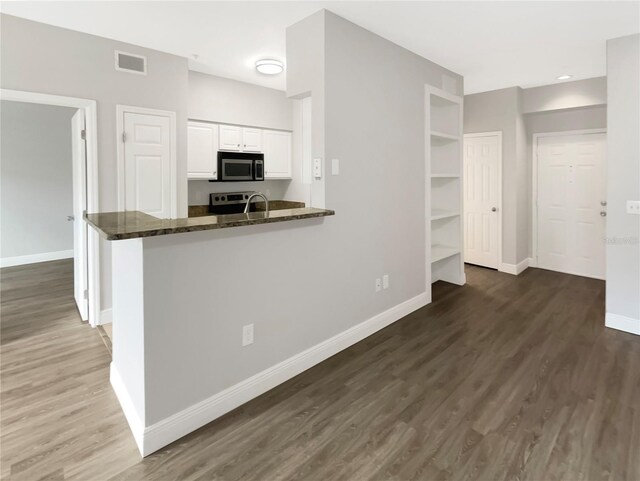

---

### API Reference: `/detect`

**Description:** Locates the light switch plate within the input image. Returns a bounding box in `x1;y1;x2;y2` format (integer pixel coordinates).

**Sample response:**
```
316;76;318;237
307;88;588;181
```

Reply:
627;200;640;215
331;158;340;176
313;158;322;179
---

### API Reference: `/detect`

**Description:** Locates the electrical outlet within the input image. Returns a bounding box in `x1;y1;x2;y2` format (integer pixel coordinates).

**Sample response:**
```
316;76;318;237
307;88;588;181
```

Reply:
383;275;389;289
627;200;640;215
242;324;254;346
375;278;382;292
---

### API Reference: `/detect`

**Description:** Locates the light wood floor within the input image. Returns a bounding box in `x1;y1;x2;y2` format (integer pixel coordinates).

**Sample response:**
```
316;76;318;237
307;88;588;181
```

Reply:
1;260;639;480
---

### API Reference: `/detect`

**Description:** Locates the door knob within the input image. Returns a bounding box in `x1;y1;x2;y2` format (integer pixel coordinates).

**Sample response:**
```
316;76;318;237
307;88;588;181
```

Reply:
491;207;497;212
600;211;607;217
67;215;74;221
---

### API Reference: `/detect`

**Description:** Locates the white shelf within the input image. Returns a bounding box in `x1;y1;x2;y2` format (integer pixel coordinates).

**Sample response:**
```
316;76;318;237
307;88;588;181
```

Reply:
431;210;460;221
431;173;460;179
431;245;461;263
426;84;464;289
430;91;460;107
430;130;459;142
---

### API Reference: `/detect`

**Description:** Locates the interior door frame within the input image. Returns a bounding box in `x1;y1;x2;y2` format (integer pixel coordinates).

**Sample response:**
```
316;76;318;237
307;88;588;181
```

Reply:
1;88;101;327
116;104;178;218
463;131;504;271
531;128;607;269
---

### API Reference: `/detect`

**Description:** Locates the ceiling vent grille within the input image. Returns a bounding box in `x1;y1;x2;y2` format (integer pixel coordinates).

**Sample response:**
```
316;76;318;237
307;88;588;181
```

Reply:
115;51;147;75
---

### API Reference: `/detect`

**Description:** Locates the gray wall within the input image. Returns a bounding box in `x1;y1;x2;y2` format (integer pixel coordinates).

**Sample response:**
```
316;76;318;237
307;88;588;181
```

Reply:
525;105;607;134
464;87;523;265
1;101;76;260
465;80;609;266
139;9;463;425
1;14;189;310
523;77;607;113
187;71;296;205
189;71;293;130
606;34;640;324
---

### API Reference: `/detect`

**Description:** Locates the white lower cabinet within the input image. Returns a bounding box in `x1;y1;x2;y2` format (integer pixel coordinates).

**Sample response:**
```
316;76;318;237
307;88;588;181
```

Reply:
263;130;292;179
187;121;218;180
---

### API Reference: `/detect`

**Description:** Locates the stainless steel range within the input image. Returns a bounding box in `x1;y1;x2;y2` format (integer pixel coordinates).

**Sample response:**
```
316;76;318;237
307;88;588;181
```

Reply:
209;191;266;215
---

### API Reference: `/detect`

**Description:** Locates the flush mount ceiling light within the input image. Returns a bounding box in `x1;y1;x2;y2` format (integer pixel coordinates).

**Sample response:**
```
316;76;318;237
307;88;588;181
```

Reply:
556;75;572;80
255;59;284;75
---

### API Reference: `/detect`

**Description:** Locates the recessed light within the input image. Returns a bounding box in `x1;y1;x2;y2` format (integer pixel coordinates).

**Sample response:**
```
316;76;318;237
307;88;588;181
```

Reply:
255;59;284;75
556;75;572;80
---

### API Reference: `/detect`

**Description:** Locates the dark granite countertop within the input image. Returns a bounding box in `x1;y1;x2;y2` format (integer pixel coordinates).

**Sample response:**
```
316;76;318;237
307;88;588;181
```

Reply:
188;200;306;218
85;208;335;241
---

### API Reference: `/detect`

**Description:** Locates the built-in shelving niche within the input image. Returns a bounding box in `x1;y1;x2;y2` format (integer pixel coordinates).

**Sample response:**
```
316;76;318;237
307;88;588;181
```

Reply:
426;86;465;293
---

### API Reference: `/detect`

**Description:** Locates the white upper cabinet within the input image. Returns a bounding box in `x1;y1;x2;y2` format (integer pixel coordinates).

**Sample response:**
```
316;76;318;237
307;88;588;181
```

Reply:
193;121;293;180
263;130;292;179
187;121;218;180
241;128;262;152
219;125;242;151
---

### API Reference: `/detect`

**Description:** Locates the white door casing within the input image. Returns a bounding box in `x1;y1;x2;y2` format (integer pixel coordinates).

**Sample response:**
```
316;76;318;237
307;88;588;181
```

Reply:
118;106;177;220
535;131;606;279
1;89;101;327
463;132;502;269
71;109;89;320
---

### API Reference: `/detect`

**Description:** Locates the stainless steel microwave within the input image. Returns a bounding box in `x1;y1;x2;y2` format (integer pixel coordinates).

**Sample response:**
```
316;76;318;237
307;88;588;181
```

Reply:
216;151;264;182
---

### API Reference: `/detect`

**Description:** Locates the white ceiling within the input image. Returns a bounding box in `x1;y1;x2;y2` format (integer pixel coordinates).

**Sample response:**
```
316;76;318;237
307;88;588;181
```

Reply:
2;1;638;94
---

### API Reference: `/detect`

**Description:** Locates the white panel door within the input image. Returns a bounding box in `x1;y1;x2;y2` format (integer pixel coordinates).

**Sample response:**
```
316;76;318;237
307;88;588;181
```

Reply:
124;112;172;219
187;121;218;180
263;130;292;179
242;127;262;152
463;134;500;269
219;125;242;151
71;109;88;320
537;132;606;279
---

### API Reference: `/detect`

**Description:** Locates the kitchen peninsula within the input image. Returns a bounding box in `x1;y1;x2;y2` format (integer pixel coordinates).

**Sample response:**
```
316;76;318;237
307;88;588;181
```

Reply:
86;206;334;456
86;206;333;240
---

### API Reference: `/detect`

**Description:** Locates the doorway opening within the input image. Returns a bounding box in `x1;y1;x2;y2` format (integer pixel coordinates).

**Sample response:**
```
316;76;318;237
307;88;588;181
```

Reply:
463;132;503;271
532;129;607;280
0;89;100;326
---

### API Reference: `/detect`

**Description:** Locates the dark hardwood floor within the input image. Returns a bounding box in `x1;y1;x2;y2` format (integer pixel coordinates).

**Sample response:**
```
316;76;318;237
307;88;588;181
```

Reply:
1;260;639;480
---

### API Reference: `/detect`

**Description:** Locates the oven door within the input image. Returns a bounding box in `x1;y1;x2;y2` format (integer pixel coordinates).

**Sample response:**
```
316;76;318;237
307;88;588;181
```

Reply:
220;158;253;181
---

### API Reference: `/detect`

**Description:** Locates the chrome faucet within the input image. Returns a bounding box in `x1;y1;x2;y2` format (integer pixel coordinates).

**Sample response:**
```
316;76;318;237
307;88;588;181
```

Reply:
244;192;269;214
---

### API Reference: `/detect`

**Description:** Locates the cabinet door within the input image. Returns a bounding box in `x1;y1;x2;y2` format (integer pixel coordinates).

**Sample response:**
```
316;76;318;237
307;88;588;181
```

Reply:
187;121;218;180
242;128;263;152
219;125;242;151
263;130;292;179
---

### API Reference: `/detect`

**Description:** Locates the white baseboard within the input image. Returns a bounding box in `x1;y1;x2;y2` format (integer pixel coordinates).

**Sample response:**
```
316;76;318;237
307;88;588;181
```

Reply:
0;249;73;268
136;292;429;456
110;364;145;455
499;258;531;276
99;308;113;325
605;312;640;336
